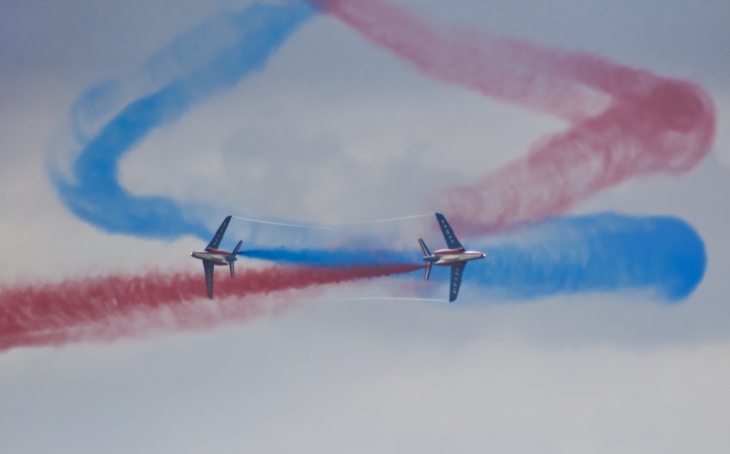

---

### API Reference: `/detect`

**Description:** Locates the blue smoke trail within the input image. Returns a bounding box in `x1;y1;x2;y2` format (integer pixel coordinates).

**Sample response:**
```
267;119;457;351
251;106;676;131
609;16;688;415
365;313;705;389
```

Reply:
468;213;706;302
49;2;316;240
241;247;420;266
241;213;706;301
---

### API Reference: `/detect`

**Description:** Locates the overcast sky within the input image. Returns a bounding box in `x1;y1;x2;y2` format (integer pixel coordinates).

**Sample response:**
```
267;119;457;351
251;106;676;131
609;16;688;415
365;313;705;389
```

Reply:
1;1;730;453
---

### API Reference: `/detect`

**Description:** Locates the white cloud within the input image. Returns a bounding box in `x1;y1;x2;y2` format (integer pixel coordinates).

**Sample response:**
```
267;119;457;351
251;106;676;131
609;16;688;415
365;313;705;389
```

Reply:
713;90;730;169
2;303;730;453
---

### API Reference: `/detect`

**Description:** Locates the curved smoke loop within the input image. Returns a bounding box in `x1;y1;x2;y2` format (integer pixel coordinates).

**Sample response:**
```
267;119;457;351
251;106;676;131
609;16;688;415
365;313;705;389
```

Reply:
46;1;714;305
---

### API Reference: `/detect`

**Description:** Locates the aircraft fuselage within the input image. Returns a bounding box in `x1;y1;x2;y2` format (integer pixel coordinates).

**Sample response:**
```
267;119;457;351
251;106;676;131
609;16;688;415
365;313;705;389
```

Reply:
191;248;232;266
432;248;486;266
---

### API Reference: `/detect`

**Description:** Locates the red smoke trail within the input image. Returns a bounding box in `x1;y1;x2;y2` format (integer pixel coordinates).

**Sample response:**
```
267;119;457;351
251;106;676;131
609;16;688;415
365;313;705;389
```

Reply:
313;0;716;233
0;264;421;352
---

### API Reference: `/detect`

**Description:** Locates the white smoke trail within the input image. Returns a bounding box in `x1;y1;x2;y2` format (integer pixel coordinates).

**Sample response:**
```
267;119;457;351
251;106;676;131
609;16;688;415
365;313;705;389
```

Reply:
232;213;435;230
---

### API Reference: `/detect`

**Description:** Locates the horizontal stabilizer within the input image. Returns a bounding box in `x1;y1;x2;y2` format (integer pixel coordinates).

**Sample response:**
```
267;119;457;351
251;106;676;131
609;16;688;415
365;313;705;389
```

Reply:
424;262;432;281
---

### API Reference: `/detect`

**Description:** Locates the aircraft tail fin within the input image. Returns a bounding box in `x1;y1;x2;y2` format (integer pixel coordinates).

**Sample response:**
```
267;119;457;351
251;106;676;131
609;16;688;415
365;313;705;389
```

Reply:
206;215;232;250
418;238;431;256
227;240;243;279
424;262;432;281
435;213;463;250
231;240;243;256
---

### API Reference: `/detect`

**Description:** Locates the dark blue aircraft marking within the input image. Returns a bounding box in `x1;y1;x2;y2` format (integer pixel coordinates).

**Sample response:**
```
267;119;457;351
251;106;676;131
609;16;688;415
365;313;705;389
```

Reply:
206;215;231;250
435;213;463;250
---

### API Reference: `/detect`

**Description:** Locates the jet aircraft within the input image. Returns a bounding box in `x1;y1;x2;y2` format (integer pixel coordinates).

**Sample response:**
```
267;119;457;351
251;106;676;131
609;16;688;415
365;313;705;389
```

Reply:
419;213;485;302
190;215;243;298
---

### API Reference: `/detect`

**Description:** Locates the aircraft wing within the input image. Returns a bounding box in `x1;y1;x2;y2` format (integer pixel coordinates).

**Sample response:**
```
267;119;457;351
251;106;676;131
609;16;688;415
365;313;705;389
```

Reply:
206;215;232;250
435;213;464;250
449;263;466;302
203;260;215;299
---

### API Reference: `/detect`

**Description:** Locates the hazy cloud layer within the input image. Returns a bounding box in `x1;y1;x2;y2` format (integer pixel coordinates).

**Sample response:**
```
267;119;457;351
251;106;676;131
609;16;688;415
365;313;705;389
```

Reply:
0;1;729;453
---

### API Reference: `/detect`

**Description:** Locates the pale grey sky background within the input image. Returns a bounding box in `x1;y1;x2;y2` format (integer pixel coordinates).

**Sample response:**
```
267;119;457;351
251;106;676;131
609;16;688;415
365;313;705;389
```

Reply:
1;1;729;453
